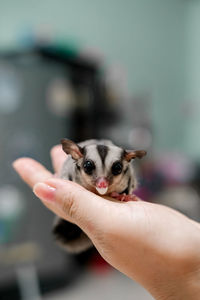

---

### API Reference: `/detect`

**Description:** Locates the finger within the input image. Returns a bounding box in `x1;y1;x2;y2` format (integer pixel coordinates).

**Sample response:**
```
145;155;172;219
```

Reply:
189;219;200;230
13;158;52;188
36;185;70;220
33;178;115;234
50;145;67;174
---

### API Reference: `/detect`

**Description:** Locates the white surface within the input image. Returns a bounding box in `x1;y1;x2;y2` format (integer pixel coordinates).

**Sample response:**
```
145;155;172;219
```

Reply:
44;269;154;300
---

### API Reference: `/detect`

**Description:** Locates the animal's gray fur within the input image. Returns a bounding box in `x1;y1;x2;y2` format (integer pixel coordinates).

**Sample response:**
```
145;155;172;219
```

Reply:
53;139;143;253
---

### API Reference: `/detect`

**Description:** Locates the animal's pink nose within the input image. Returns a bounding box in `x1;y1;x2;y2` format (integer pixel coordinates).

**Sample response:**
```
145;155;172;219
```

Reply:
96;177;108;188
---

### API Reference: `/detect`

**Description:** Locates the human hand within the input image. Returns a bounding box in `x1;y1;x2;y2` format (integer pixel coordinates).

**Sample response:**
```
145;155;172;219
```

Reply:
13;145;200;300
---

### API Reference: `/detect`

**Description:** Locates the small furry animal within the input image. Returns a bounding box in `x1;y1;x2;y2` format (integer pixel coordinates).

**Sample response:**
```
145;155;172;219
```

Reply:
53;139;146;253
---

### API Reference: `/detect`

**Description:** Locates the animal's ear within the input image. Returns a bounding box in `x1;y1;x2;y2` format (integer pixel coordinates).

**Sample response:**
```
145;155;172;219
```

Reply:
124;150;147;162
60;139;83;160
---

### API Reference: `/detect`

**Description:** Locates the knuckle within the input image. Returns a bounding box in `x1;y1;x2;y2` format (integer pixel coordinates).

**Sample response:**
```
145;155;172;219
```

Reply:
62;190;78;219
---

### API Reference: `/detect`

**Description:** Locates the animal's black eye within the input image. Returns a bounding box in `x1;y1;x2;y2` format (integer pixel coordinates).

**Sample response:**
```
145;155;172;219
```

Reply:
83;160;95;175
112;161;123;175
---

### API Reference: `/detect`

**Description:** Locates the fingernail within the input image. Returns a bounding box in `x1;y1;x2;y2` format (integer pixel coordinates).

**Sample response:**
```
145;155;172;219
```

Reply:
33;182;56;202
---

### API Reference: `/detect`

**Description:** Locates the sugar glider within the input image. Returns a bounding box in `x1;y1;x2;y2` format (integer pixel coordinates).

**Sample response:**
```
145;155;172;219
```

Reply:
53;139;146;253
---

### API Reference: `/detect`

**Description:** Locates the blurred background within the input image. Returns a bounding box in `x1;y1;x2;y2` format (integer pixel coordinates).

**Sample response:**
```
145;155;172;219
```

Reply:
0;0;200;299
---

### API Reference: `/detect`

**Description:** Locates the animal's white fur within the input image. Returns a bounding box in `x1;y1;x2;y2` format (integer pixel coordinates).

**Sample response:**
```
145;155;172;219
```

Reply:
54;139;139;253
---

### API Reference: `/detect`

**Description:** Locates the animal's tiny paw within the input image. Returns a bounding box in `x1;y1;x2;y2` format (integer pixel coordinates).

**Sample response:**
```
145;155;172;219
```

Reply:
110;192;138;202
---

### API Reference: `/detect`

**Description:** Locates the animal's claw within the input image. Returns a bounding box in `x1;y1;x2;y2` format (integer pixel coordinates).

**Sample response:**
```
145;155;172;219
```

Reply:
110;192;138;202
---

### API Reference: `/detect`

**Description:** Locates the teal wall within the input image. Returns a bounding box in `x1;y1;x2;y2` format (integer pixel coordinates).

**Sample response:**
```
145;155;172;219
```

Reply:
0;0;189;154
184;0;200;159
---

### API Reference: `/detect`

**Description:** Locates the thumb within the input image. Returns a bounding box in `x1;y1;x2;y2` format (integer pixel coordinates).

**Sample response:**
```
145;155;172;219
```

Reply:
33;178;114;237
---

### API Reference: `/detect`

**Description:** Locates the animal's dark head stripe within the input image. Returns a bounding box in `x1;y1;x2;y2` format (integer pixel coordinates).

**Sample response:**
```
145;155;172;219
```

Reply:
82;146;86;157
97;145;108;164
76;164;81;171
124;166;129;174
121;149;126;161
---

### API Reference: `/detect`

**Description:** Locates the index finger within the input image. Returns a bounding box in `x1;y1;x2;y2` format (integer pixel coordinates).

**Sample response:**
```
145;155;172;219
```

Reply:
13;158;52;188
